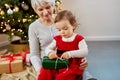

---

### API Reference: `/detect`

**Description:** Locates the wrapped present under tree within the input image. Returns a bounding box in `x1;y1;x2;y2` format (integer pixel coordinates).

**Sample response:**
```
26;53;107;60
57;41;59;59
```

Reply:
0;54;24;74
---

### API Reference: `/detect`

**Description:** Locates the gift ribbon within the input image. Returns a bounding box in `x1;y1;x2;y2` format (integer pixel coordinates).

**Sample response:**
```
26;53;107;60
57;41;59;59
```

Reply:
21;50;29;62
0;54;22;73
55;58;68;73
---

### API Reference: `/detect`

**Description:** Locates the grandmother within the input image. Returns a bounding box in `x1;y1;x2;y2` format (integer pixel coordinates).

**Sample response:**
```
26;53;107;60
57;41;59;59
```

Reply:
28;0;96;80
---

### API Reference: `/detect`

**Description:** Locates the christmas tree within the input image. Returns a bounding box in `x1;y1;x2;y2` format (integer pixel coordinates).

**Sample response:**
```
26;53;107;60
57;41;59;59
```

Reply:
0;0;62;41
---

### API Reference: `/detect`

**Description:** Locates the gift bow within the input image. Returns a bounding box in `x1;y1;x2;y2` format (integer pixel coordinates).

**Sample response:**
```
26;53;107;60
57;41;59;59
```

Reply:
0;54;22;73
55;58;69;73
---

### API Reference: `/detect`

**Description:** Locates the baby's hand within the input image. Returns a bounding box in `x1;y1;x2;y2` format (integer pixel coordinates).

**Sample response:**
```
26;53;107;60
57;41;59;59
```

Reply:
48;51;58;59
61;52;69;59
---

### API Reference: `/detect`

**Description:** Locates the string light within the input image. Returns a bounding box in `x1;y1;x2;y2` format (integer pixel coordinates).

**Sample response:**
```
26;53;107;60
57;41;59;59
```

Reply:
7;20;10;22
3;29;6;32
24;36;27;38
11;29;15;31
28;19;31;22
0;27;3;29
0;21;3;26
30;15;32;18
11;33;14;36
2;17;5;19
12;19;15;21
18;19;21;22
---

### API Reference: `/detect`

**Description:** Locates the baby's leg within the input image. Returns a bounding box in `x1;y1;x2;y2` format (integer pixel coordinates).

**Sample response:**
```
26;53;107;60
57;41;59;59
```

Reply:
37;68;55;80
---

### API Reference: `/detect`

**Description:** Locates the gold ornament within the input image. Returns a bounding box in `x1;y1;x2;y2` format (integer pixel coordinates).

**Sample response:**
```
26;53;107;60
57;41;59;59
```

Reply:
23;19;27;23
4;4;10;9
0;10;5;15
13;6;19;12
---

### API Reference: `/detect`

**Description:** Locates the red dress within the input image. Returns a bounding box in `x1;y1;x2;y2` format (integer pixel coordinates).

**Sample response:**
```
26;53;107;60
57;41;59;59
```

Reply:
37;34;84;80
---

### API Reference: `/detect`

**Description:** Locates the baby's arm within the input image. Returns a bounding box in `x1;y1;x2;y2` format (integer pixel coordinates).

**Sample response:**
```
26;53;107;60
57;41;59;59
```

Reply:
45;40;58;59
67;39;88;58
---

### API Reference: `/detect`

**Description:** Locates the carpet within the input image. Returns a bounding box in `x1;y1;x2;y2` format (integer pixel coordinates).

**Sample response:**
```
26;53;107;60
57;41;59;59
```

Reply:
0;66;37;80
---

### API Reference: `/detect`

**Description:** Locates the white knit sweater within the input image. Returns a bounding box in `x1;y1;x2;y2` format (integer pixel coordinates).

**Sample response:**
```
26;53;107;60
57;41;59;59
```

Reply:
28;19;58;71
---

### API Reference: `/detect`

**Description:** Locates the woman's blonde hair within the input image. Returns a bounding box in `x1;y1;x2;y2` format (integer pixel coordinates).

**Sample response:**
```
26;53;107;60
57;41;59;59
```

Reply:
31;0;55;11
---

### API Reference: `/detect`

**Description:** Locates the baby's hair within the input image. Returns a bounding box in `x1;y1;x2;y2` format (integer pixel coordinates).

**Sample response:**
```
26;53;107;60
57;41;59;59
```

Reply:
55;10;78;29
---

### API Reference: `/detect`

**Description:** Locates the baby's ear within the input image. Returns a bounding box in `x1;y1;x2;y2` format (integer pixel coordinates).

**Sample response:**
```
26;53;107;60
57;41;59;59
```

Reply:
73;23;77;29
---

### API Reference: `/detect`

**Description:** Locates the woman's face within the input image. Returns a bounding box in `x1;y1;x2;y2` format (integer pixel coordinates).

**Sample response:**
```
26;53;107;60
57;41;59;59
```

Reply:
35;2;54;20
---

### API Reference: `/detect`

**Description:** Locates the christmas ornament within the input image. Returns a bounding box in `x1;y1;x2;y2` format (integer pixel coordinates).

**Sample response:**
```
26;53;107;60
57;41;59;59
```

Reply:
13;6;19;12
21;2;29;10
5;24;11;30
23;19;27;23
4;4;10;9
0;10;5;15
7;8;13;14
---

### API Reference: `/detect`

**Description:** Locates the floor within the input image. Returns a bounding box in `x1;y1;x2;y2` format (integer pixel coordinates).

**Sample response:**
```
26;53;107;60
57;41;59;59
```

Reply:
86;41;120;80
0;41;120;80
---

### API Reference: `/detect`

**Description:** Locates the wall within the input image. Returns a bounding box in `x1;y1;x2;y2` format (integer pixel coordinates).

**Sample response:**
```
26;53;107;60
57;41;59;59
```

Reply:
61;0;120;41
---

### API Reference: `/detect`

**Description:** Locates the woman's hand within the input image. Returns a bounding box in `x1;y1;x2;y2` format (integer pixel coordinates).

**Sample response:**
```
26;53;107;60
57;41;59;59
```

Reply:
48;51;58;59
80;57;88;70
61;52;69;59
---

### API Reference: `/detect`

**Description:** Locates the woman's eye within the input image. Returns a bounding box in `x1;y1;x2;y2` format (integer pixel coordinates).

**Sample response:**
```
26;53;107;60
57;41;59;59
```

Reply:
46;6;51;9
38;8;43;11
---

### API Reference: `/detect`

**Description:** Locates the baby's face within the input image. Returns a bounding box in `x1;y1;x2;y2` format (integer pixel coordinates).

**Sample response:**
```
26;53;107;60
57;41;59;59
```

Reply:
55;20;75;38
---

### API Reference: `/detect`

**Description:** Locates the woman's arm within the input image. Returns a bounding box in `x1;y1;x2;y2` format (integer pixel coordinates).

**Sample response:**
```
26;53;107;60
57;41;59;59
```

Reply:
28;25;42;72
80;57;88;70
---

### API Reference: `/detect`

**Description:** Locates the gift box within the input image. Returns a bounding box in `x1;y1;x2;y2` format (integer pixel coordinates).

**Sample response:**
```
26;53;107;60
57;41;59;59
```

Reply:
42;56;69;69
0;54;24;74
13;50;31;63
20;50;30;62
